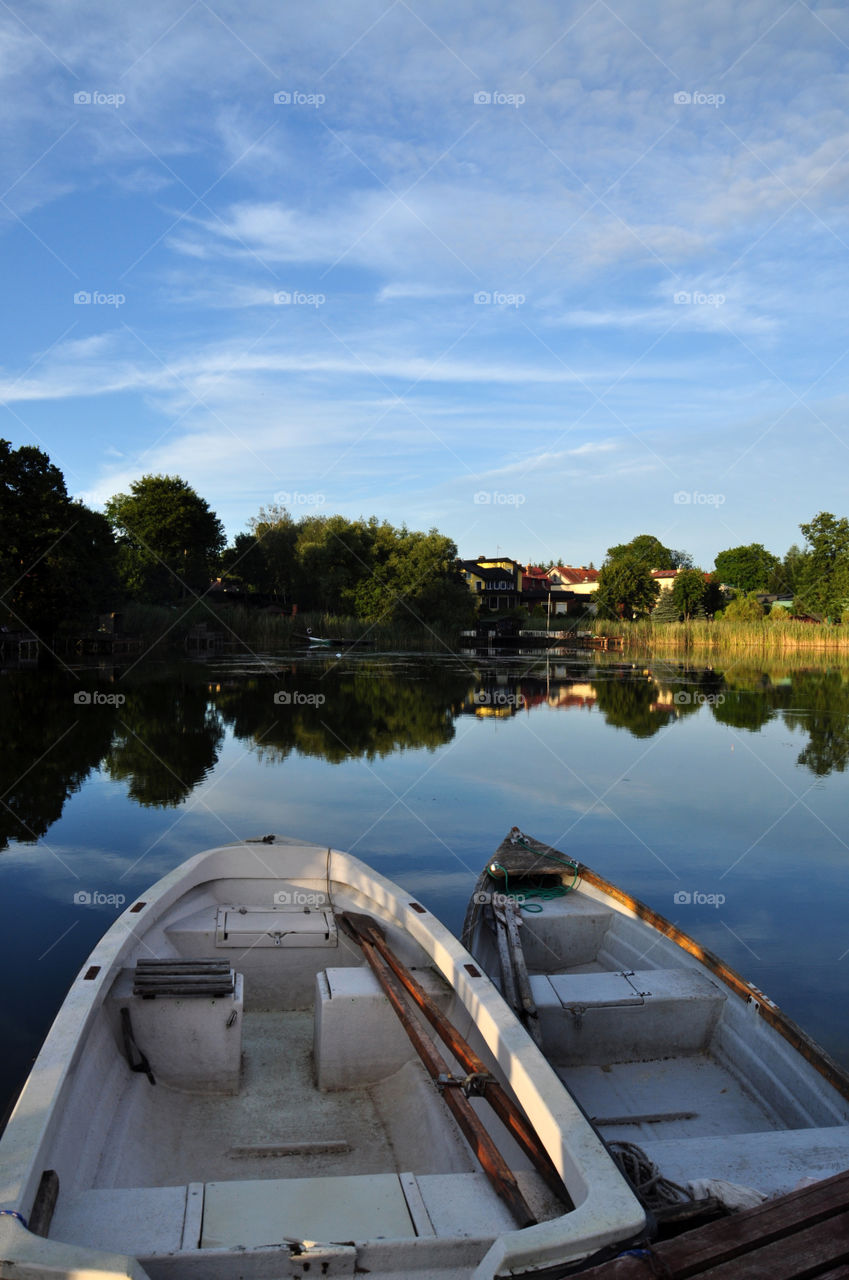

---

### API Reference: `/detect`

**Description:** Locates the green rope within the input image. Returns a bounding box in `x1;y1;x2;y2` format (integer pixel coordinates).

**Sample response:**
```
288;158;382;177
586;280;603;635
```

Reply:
487;835;580;912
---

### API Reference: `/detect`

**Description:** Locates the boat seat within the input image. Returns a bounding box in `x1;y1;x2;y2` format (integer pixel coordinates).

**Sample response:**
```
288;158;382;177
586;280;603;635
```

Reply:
314;965;453;1089
110;964;244;1093
134;958;236;997
529;968;725;1065
48;1171;531;1254
514;899;614;971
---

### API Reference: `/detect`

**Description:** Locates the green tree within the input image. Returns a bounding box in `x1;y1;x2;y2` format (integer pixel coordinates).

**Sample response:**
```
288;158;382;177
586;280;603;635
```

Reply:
652;588;681;622
714;544;780;593
0;440;119;633
106;475;225;604
606;534;681;570
596;557;660;621
795;512;849;622
769;543;805;597
672;568;709;620
354;525;473;628
721;593;765;621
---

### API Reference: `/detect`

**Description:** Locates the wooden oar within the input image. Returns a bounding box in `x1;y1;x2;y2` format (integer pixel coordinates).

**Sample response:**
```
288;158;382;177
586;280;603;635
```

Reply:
339;912;570;1207
337;915;536;1228
494;902;544;1049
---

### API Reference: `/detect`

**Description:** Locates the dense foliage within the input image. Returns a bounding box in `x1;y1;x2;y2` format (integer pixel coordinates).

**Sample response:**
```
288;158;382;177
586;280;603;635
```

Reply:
0;440;119;633
595;557;660;621
225;509;475;628
713;543;780;593
106;475;226;604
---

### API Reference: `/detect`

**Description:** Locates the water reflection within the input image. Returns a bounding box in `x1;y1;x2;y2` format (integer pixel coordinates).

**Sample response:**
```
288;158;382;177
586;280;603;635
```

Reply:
3;655;849;847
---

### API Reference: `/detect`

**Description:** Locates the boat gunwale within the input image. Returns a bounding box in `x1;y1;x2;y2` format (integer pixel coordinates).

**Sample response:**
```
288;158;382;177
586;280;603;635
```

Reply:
464;832;849;1108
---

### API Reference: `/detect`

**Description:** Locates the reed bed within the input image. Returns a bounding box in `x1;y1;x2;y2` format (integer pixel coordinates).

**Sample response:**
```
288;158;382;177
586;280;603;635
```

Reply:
592;616;849;655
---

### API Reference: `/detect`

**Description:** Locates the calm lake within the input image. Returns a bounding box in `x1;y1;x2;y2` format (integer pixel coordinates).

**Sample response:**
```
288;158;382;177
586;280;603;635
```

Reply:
3;649;849;1121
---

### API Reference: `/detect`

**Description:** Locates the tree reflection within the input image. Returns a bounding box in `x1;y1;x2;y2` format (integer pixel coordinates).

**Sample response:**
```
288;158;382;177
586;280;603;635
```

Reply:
216;664;469;764
782;670;849;776
3;659;849;851
105;672;225;806
0;671;116;850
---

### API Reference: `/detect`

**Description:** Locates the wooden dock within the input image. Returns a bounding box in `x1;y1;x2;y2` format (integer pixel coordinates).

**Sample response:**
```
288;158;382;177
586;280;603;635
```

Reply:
460;629;624;652
580;1166;849;1278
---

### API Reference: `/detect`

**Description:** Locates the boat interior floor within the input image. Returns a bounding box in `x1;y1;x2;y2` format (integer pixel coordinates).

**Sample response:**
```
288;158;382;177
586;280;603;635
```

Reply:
93;1010;477;1190
558;1053;780;1145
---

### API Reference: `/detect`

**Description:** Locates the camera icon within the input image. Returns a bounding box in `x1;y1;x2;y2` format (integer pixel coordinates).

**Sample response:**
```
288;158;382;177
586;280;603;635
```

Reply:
273;890;291;905
473;891;491;904
673;691;691;704
273;291;291;305
274;691;292;704
273;91;291;104
473;490;491;504
673;890;692;905
673;490;691;504
73;690;92;704
674;92;691;105
74;890;92;904
73;291;91;305
474;91;491;105
673;291;691;305
74;91;92;105
474;291;491;305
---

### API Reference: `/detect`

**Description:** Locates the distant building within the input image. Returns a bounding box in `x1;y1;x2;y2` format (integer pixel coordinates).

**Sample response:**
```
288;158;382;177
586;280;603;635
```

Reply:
458;558;521;611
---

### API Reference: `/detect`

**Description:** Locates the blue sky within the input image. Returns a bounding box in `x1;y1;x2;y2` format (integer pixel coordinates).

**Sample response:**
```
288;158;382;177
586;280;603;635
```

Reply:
1;0;847;570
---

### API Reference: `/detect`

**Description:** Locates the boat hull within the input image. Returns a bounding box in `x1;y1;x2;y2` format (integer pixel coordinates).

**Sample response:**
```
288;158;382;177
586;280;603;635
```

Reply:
0;836;645;1280
463;830;849;1203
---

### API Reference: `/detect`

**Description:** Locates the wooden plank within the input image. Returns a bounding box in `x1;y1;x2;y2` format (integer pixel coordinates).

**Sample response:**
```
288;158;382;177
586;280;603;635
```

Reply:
498;902;543;1049
694;1214;849;1279
579;1171;849;1278
28;1169;59;1237
493;909;520;1011
653;1171;849;1273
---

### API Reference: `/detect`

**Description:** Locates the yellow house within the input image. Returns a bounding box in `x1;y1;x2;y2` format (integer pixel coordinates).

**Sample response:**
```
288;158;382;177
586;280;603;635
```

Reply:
458;558;521;611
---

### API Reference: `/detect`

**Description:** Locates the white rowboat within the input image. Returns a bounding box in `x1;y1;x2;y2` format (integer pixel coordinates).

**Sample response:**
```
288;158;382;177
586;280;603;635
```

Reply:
0;836;647;1280
462;829;849;1210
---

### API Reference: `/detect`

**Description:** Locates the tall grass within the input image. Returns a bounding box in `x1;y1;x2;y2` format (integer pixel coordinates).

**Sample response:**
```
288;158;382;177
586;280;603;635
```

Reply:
591;615;849;654
126;603;463;654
